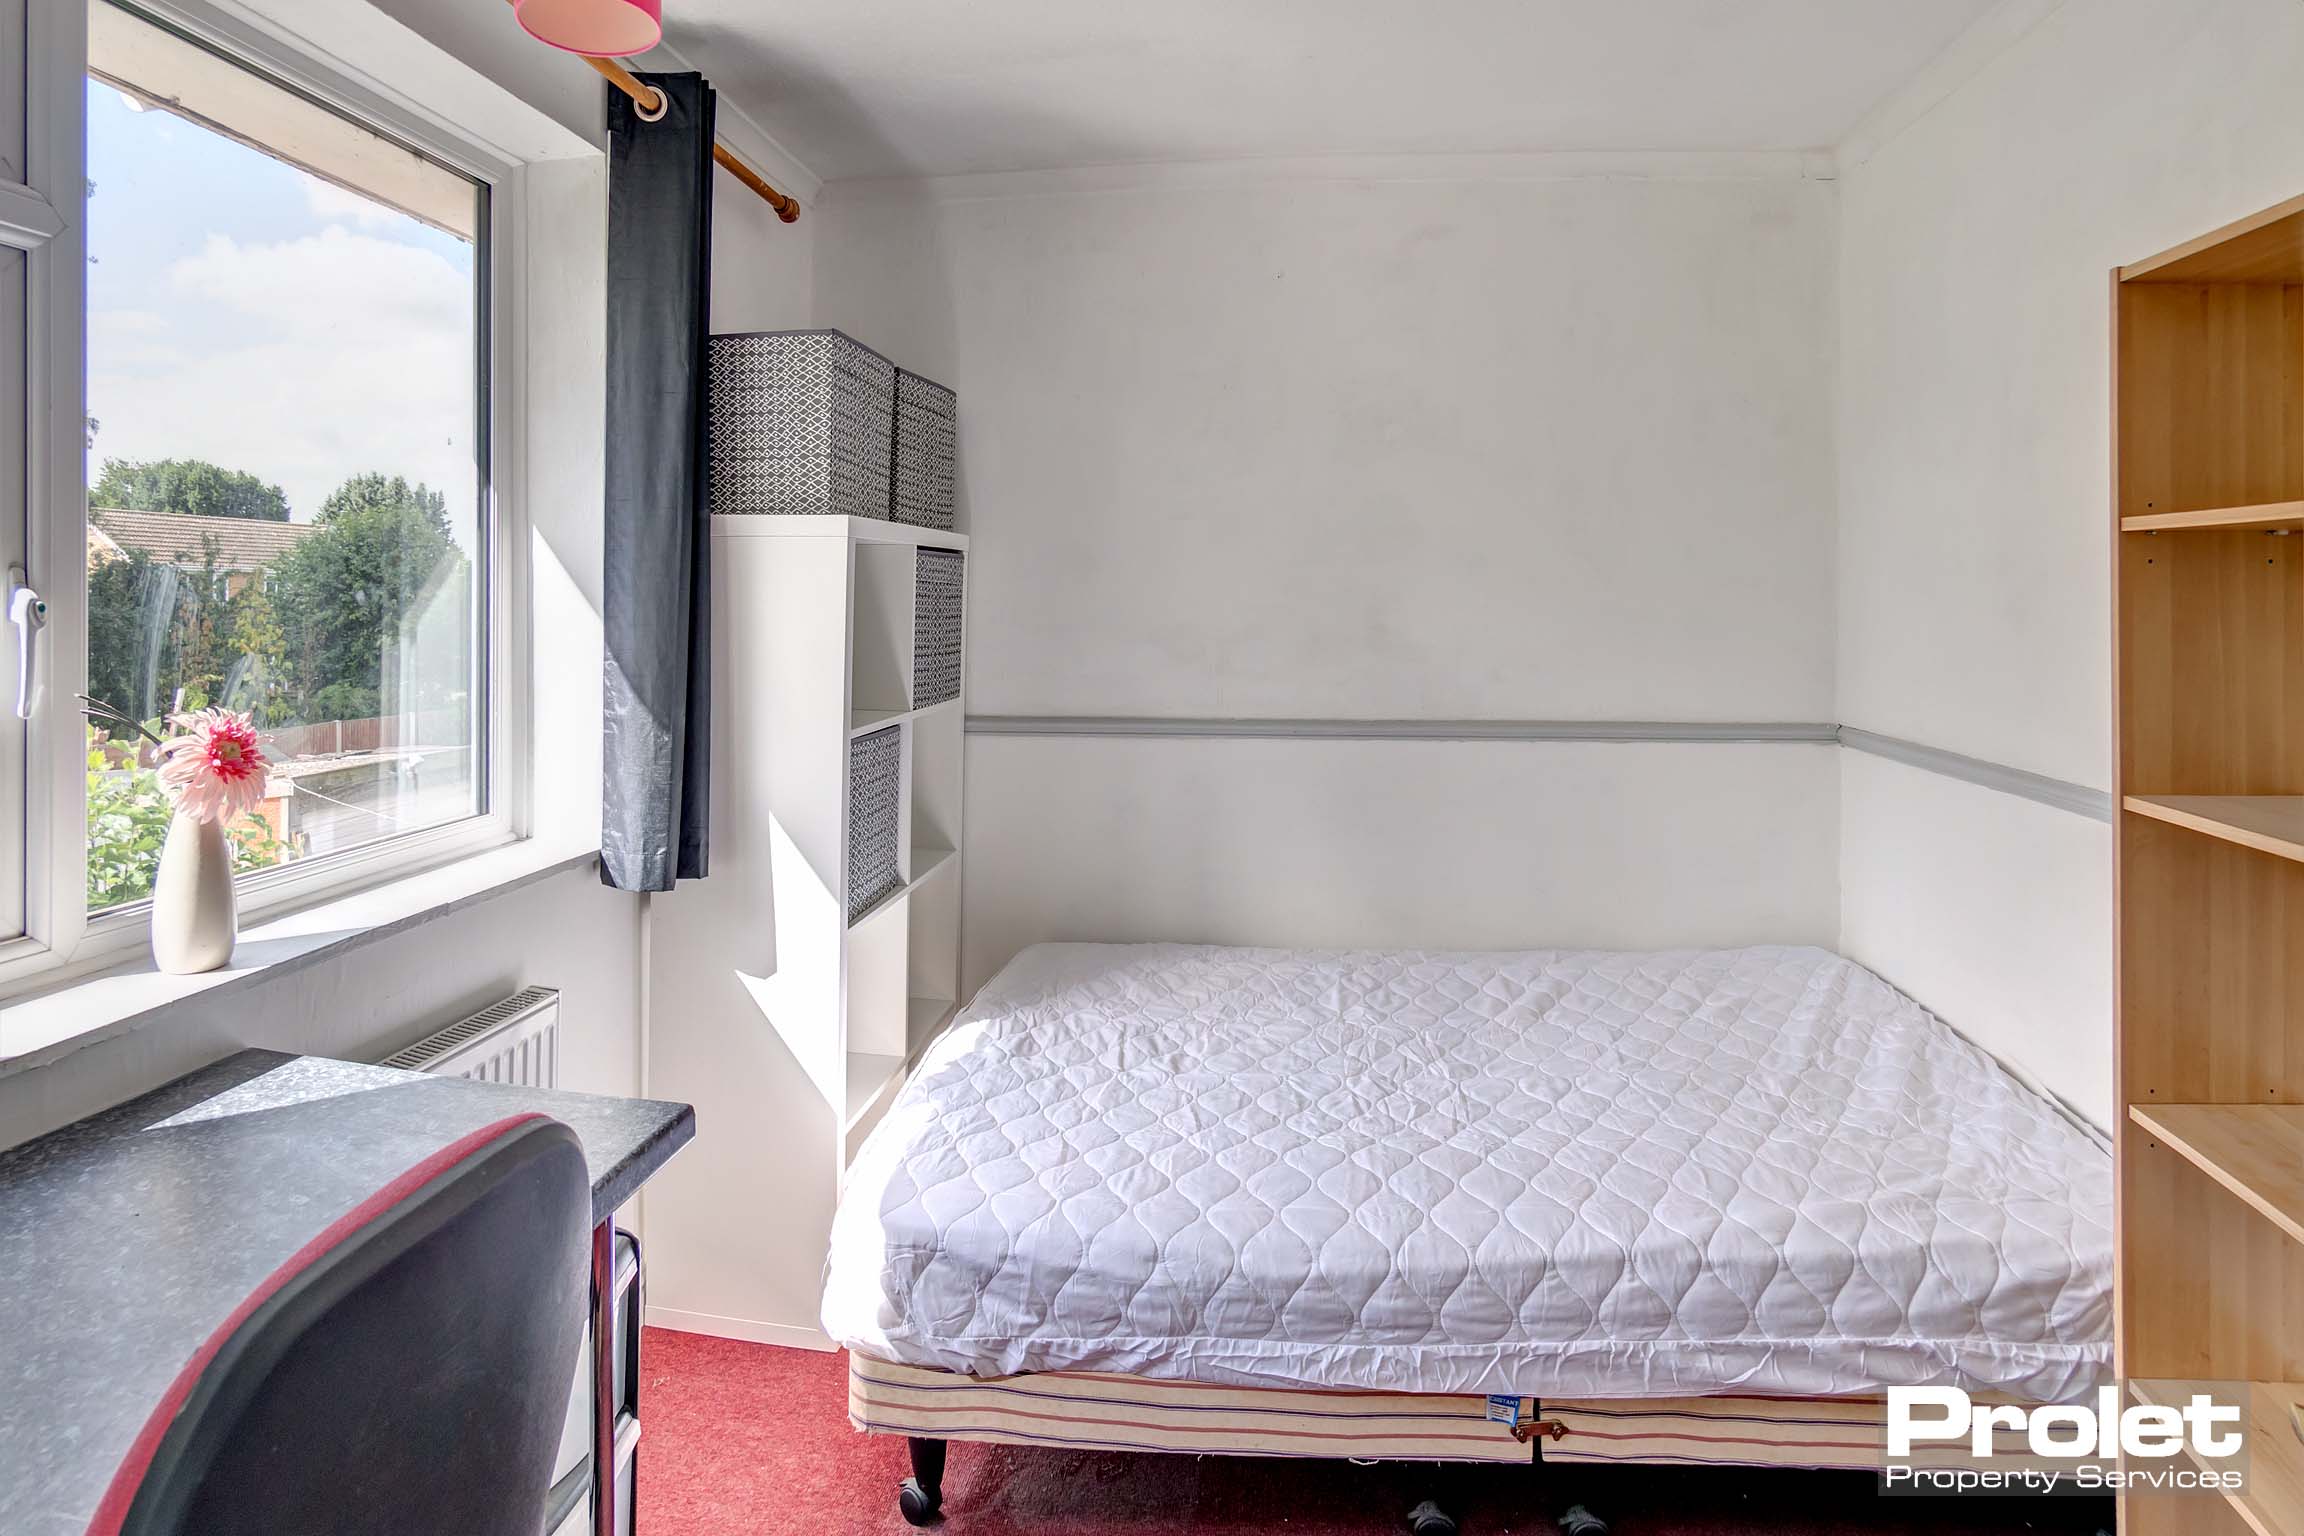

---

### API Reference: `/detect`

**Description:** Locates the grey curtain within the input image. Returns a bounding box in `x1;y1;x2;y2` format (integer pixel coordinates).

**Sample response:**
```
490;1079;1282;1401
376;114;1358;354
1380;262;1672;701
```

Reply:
601;72;714;891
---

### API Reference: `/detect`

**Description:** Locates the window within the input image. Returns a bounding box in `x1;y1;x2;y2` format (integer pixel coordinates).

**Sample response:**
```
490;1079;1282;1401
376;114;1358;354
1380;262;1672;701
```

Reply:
0;0;520;988
81;1;488;913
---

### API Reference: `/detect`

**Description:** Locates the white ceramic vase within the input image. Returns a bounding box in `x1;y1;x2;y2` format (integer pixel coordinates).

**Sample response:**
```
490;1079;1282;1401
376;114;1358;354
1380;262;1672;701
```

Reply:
151;810;236;974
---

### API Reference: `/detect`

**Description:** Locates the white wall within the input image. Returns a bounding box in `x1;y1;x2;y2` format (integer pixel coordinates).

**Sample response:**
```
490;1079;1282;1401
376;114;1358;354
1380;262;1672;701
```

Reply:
1834;0;2304;1125
710;164;815;332
964;735;1839;989
815;167;1845;997
821;171;1837;721
1837;752;2111;1122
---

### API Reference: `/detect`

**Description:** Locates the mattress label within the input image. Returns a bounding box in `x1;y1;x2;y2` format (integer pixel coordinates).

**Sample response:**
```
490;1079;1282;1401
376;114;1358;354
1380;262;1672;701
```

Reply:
1486;1394;1533;1426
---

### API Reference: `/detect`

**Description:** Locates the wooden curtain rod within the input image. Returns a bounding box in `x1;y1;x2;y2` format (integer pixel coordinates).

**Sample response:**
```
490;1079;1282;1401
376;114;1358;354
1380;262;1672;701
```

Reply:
579;54;797;223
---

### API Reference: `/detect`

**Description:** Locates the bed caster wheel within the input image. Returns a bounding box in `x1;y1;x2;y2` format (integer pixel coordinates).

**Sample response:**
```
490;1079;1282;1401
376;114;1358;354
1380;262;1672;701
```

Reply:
899;1437;946;1526
1406;1500;1458;1536
1559;1505;1608;1536
897;1477;941;1526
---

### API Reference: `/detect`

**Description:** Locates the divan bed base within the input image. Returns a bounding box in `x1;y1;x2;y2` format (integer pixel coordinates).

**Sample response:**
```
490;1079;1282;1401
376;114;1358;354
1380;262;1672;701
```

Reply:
848;1352;1901;1471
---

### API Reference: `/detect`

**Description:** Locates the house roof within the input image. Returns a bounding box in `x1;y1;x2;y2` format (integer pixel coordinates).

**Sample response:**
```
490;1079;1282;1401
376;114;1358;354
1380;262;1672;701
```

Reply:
88;507;315;570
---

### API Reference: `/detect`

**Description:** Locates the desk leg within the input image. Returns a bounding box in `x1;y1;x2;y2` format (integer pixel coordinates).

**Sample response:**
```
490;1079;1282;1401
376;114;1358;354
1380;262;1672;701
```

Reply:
591;1218;615;1536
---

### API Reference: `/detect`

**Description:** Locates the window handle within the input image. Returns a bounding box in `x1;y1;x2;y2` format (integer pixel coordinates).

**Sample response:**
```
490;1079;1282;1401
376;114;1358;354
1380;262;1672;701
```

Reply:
8;566;44;720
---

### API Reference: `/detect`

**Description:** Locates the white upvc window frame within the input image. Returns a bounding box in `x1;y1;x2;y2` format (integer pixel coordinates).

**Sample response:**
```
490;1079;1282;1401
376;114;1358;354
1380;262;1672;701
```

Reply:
0;0;92;984
0;0;537;992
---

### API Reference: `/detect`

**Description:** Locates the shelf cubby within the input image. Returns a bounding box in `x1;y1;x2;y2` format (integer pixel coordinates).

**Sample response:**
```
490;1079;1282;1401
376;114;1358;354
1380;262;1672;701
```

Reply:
845;1050;905;1131
2129;1104;2304;1246
2126;1378;2304;1536
907;862;961;1060
911;695;963;861
2116;277;2304;525
913;548;964;707
846;724;906;924
2119;808;2304;1107
852;541;916;720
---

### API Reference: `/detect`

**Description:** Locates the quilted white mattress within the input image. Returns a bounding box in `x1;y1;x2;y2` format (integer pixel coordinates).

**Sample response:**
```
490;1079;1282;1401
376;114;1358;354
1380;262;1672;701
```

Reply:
823;944;2112;1401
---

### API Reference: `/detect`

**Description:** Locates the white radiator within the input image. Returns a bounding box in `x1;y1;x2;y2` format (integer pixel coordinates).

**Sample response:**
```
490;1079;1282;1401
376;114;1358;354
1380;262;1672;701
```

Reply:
380;987;562;1088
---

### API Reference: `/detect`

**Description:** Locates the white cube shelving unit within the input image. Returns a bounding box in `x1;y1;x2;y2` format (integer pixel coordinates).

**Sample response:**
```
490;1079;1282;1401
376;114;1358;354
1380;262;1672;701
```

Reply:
714;514;968;1164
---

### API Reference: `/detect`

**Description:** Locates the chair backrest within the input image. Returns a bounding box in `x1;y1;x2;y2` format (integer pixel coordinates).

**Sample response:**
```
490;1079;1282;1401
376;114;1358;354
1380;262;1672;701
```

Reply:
95;1113;593;1536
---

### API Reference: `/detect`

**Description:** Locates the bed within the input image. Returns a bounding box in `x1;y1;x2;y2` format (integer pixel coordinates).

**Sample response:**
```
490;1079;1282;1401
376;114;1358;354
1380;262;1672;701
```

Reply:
822;943;2113;1530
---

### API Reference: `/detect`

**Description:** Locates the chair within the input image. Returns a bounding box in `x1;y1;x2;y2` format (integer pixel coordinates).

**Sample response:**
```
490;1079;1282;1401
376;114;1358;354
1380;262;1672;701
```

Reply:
98;1113;593;1536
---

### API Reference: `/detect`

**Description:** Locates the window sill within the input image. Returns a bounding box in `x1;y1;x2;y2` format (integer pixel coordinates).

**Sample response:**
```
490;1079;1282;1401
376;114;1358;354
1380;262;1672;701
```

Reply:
0;837;601;1080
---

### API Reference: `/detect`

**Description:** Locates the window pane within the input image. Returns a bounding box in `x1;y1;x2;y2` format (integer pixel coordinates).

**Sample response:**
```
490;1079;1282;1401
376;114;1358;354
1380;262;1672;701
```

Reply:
84;3;484;912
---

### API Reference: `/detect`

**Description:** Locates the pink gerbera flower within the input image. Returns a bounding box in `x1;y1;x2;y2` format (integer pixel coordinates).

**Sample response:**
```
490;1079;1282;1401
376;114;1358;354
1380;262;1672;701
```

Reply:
158;708;270;825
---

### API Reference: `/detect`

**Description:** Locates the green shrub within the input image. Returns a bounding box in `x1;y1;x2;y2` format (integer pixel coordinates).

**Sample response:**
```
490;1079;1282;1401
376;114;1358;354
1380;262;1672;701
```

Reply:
85;741;288;910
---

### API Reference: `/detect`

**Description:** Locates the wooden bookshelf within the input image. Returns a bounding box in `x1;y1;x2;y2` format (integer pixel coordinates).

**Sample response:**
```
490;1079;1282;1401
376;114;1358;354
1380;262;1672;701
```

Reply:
2117;191;2304;1535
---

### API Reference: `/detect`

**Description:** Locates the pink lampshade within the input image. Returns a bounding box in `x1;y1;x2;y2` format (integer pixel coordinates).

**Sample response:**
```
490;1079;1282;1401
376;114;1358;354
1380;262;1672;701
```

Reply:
514;0;661;57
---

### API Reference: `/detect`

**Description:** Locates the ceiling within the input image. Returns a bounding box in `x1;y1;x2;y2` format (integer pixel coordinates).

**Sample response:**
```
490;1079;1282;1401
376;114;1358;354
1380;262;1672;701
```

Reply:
657;0;2003;184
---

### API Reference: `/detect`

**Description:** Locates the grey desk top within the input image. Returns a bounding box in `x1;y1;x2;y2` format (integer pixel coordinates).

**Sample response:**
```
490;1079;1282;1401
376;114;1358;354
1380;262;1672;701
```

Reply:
0;1049;694;1536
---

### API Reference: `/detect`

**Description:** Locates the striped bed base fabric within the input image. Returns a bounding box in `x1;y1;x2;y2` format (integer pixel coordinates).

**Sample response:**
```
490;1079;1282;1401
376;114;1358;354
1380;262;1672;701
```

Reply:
1544;1396;2054;1475
850;1354;1540;1463
1541;1394;1890;1470
848;1355;1911;1470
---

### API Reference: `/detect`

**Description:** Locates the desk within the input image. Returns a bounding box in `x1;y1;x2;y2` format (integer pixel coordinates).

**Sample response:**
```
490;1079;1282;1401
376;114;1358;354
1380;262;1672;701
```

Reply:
0;1049;694;1536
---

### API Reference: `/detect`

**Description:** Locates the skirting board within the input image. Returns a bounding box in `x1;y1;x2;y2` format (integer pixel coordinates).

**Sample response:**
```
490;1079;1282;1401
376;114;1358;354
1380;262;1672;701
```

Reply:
646;1306;835;1352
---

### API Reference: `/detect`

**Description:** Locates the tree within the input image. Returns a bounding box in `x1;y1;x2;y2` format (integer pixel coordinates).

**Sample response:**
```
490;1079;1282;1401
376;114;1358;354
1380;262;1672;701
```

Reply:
224;580;291;727
85;546;169;720
85;470;468;738
271;473;462;723
85;537;243;723
93;457;289;521
168;535;232;706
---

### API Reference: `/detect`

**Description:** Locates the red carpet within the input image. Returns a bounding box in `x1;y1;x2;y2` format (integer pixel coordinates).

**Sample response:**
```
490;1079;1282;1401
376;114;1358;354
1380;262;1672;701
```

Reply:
637;1329;2113;1535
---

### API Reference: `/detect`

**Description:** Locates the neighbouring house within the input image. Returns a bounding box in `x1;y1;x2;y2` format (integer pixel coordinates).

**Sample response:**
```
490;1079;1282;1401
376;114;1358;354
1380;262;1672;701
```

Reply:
85;505;313;596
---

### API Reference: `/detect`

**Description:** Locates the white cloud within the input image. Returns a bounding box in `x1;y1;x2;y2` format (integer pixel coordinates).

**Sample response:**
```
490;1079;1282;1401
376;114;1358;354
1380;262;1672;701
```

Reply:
302;172;401;231
91;308;166;334
87;308;182;381
87;225;478;534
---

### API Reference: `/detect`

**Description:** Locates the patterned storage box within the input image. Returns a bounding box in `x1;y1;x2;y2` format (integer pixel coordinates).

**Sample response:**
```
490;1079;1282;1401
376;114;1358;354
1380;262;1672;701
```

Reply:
892;368;957;530
912;549;964;707
709;330;896;517
847;725;904;922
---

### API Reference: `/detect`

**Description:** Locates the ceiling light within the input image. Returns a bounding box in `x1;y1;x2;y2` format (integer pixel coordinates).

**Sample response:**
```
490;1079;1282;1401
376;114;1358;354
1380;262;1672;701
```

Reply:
513;0;661;58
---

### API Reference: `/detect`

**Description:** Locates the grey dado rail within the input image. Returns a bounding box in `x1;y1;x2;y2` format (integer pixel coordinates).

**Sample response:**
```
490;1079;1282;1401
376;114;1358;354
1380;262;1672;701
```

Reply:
966;715;1839;743
1835;727;2113;822
964;715;2113;822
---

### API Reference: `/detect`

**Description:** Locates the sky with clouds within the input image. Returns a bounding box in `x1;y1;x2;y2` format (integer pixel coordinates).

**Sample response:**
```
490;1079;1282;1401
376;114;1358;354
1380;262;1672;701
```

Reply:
85;82;480;540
